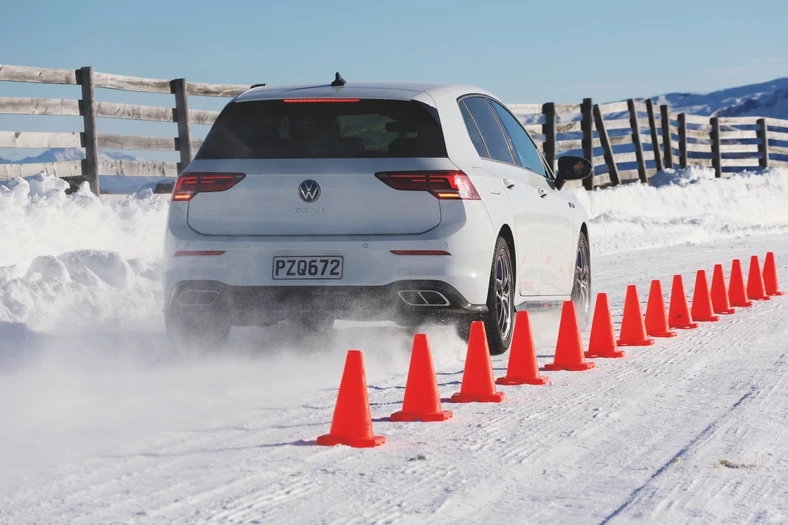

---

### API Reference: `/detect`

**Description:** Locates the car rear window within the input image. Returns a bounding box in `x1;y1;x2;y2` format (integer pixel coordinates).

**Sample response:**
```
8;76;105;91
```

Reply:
195;99;447;159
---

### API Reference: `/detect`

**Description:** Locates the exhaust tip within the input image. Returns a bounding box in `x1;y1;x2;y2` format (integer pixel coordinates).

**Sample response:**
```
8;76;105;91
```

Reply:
398;290;450;307
177;290;219;307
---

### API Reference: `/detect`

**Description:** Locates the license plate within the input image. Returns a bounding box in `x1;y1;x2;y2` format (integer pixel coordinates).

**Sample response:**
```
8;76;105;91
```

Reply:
272;256;343;280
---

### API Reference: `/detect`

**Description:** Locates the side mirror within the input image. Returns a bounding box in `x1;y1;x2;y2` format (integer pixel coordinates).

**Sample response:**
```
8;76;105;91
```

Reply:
554;155;593;190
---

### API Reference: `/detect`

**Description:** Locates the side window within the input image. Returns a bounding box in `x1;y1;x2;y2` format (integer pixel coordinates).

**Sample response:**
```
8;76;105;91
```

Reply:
462;97;514;164
489;99;546;176
459;102;489;158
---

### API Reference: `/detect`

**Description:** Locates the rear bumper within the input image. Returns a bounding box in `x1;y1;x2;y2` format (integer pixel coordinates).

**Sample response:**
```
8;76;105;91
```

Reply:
166;280;487;326
163;200;497;306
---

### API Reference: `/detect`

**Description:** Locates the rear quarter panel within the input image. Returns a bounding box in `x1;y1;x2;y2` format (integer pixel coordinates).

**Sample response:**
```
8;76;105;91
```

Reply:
432;89;517;266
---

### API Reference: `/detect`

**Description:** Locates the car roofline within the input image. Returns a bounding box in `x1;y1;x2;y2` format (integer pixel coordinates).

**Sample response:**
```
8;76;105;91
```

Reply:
233;81;498;104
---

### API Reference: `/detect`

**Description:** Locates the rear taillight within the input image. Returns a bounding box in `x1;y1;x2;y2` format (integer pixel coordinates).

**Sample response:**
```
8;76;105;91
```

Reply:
172;173;246;201
375;170;481;200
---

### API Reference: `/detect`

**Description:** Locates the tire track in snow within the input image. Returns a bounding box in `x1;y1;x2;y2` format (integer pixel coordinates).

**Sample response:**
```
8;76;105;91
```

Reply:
604;349;788;524
203;474;317;523
495;310;747;471
598;387;757;525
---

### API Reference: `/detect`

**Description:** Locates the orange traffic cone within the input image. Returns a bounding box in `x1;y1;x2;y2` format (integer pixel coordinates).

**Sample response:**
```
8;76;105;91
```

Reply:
711;264;735;315
451;321;505;403
763;252;784;296
669;275;699;329
545;301;595;371
585;293;625;358
729;259;753;307
317;350;385;448
645;280;677;338
747;255;771;301
391;335;453;422
691;270;720;322
617;285;655;346
497;311;550;385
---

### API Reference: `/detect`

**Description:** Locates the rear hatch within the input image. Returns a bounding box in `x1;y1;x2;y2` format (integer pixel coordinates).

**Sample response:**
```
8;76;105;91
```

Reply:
184;98;453;236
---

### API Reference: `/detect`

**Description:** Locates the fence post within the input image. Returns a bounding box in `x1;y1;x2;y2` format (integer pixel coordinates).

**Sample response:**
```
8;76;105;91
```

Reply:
172;78;192;172
581;97;594;190
646;99;663;173
678;113;688;169
542;102;556;173
627;99;648;183
711;117;722;178
79;66;100;195
593;104;620;186
758;118;770;169
660;104;673;168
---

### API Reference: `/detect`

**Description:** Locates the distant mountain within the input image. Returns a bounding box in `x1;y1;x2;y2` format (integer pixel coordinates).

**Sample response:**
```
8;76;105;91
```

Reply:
651;77;788;119
0;148;136;164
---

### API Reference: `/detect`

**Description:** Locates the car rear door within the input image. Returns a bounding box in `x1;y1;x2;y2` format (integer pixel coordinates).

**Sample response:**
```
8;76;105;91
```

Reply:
487;99;575;296
461;96;543;296
534;160;576;295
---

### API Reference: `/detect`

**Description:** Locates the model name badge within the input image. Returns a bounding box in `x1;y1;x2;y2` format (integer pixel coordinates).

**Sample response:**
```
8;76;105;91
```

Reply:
294;207;326;213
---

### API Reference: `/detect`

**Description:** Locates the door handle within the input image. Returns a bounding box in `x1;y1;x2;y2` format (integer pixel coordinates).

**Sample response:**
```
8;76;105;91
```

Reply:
538;188;548;198
502;177;516;188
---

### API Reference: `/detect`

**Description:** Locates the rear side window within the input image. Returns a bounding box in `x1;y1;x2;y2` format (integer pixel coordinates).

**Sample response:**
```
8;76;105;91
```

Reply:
489;99;546;176
459;102;489;158
195;99;447;159
462;97;514;164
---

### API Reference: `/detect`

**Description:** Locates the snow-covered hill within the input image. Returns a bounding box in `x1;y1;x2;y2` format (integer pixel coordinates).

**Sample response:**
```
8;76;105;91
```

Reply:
650;77;788;119
0;148;136;165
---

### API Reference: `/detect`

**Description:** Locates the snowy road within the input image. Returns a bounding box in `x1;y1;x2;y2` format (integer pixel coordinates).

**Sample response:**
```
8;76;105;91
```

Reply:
1;169;787;524
1;235;786;524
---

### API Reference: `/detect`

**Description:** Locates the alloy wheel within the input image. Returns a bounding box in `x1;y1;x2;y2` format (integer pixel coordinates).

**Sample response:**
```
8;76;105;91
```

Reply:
573;234;591;322
494;247;513;342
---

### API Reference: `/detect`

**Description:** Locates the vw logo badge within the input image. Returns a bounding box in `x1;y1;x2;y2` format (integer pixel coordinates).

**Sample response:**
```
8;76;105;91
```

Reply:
298;180;321;203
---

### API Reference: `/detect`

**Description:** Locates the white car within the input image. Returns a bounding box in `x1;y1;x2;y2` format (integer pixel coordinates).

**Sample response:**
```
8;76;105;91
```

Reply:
163;74;592;355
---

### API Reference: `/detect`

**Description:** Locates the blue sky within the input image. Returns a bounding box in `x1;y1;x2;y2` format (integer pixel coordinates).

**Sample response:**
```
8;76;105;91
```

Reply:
2;0;788;161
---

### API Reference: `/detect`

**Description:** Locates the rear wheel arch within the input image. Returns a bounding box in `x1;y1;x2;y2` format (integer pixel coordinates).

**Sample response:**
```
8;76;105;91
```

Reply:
456;234;515;355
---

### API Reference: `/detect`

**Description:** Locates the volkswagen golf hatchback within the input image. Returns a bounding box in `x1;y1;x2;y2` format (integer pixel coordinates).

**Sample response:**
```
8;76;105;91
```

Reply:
163;75;592;354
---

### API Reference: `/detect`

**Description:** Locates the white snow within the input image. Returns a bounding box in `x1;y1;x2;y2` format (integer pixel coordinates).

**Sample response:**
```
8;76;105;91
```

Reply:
0;168;787;524
0;176;166;333
571;167;788;256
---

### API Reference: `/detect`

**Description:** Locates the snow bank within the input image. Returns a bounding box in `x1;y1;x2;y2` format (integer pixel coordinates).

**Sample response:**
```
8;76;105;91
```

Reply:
0;175;166;331
571;167;788;256
0;175;168;268
0;249;161;331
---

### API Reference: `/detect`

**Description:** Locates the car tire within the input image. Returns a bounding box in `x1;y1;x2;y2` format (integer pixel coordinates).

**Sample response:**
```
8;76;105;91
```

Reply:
455;236;515;356
165;311;231;352
571;230;592;330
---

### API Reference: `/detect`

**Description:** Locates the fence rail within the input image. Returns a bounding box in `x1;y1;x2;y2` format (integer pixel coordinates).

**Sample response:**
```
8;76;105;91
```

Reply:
0;64;257;193
2;63;788;192
511;97;788;189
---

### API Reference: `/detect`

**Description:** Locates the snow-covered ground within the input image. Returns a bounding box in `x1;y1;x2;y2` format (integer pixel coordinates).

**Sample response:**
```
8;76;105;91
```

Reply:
0;168;787;524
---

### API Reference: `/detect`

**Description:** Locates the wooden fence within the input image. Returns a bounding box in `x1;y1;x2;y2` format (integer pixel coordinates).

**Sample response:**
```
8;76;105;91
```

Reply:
510;99;788;189
0;64;258;193
2;63;787;193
